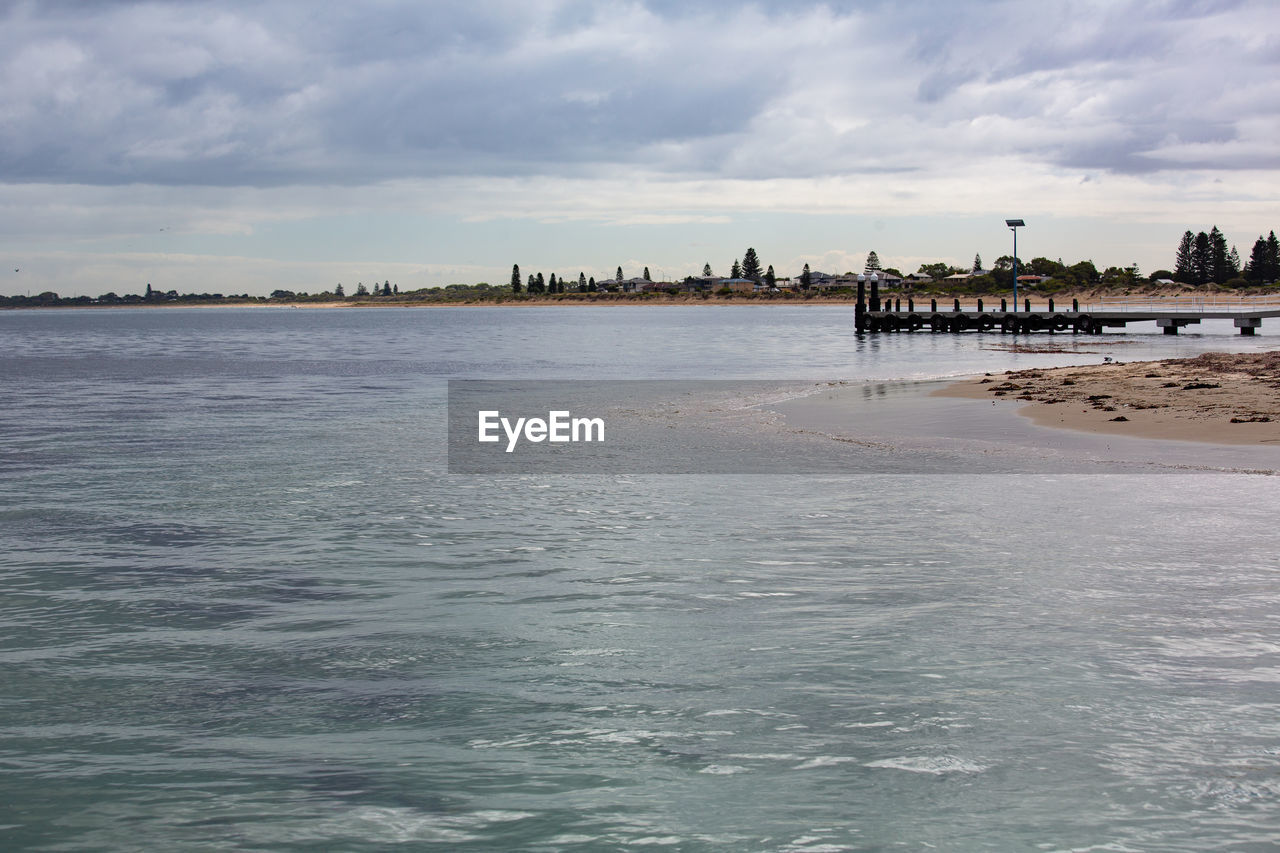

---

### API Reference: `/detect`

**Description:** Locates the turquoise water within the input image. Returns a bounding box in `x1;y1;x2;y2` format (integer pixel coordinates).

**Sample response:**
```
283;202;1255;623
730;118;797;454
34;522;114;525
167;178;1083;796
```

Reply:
3;307;1279;851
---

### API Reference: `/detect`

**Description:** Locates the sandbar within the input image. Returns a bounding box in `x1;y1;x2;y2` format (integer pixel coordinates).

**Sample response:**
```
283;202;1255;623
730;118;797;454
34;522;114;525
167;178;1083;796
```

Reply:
937;350;1280;446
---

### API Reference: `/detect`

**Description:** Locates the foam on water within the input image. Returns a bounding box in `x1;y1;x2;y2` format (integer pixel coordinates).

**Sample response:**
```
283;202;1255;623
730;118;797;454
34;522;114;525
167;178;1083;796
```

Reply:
864;756;991;775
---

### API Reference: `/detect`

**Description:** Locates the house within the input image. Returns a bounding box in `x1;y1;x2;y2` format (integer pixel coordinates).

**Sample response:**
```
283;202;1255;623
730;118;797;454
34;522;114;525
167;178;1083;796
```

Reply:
868;270;903;287
819;275;860;291
684;275;720;292
616;277;656;292
795;270;836;289
943;269;992;283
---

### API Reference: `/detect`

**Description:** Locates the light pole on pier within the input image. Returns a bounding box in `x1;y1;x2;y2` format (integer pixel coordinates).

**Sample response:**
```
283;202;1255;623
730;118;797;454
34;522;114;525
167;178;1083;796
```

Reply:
1005;219;1024;310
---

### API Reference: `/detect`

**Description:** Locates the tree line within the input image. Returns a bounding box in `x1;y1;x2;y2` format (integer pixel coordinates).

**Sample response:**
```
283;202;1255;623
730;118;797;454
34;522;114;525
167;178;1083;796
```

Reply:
511;247;782;295
11;231;1280;310
1173;227;1279;285
511;266;599;294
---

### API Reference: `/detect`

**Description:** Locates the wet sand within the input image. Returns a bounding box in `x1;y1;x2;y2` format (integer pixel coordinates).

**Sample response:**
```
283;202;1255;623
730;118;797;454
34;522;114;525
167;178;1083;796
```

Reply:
937;350;1280;446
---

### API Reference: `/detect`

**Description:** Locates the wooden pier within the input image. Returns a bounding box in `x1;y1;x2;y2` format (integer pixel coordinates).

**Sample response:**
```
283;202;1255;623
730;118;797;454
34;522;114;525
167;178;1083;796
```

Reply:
854;280;1280;336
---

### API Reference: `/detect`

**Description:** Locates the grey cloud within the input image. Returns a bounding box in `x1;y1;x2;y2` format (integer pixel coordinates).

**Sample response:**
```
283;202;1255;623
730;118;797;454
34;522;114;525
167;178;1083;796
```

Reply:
0;0;788;185
1;0;1277;188
871;0;1280;175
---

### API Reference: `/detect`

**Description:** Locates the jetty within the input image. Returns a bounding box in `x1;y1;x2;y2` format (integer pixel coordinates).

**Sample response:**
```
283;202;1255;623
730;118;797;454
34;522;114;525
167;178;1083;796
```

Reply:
853;279;1280;336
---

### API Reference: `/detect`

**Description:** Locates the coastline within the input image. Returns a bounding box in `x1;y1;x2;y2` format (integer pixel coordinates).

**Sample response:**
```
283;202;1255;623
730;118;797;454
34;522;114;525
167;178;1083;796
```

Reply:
3;295;881;310
935;350;1280;446
7;284;1274;311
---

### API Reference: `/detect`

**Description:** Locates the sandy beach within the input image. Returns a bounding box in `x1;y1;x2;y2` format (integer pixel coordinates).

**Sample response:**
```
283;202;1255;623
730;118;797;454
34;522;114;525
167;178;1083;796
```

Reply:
937;350;1280;445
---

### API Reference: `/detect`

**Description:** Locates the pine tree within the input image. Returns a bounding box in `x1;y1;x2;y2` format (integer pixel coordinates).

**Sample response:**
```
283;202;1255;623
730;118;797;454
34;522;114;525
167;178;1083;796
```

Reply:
511;264;521;292
1246;236;1269;282
1174;231;1194;281
865;251;882;272
1268;231;1280;282
616;266;624;283
1192;232;1211;284
703;263;713;277
392;284;398;295
535;272;545;293
643;266;651;281
1209;226;1229;284
588;276;597;292
972;253;982;273
335;283;345;297
549;273;557;293
730;258;742;279
1228;246;1241;280
764;265;776;288
801;263;811;289
741;248;762;283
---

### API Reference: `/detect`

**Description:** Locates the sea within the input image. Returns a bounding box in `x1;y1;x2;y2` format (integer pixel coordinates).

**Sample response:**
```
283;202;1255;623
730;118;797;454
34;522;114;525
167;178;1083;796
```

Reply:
2;305;1279;851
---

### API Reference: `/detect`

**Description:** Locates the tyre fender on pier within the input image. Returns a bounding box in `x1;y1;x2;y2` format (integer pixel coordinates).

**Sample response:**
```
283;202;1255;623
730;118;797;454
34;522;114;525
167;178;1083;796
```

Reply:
1051;315;1069;332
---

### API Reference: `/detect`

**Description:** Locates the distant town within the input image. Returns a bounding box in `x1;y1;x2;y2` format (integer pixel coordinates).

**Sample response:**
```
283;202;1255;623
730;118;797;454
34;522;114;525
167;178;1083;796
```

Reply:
5;228;1277;308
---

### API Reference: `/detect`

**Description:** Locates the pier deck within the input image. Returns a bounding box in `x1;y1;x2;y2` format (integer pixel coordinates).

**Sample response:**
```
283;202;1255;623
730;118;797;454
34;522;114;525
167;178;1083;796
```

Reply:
855;292;1280;335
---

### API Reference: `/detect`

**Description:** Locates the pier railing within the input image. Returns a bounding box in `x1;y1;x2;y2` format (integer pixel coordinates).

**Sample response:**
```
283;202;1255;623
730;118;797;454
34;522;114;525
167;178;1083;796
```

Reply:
877;296;1280;314
1076;296;1280;313
857;283;1279;334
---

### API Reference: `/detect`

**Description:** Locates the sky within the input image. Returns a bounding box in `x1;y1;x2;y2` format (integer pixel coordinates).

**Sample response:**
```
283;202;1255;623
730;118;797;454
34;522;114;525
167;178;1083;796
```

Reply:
2;0;1279;297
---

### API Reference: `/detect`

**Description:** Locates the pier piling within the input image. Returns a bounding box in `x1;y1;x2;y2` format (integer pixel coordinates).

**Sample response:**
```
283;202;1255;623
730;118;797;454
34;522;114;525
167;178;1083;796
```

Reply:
858;297;1276;336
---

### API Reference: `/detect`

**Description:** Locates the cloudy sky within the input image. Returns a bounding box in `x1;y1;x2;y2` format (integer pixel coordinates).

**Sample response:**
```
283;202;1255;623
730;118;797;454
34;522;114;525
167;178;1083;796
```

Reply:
3;0;1278;296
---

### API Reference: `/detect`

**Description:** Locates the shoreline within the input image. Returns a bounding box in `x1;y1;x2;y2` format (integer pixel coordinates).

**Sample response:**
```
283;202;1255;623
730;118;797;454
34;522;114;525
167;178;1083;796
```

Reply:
0;296;909;310
935;350;1280;446
6;285;1276;311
